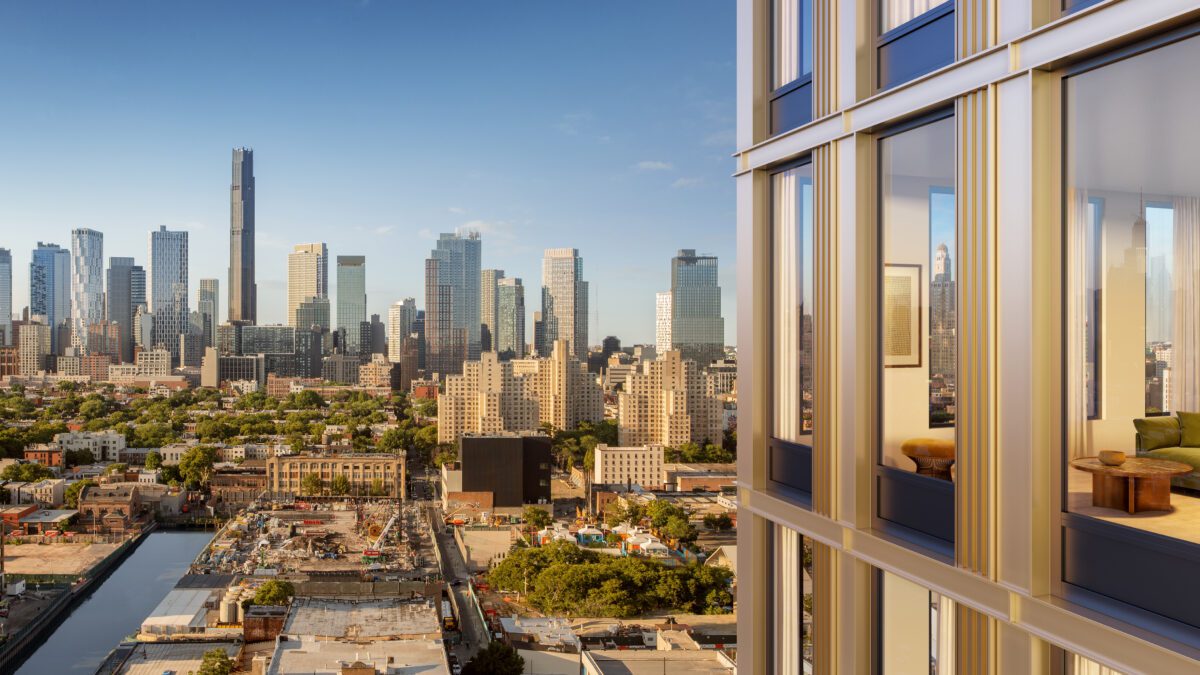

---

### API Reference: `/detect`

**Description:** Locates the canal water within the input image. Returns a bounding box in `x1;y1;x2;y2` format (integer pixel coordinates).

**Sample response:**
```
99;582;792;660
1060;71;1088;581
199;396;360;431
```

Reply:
15;530;211;674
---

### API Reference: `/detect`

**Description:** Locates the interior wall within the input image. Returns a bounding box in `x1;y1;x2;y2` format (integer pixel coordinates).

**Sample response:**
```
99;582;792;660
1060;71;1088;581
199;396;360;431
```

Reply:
882;173;955;469
881;571;932;673
1083;188;1149;457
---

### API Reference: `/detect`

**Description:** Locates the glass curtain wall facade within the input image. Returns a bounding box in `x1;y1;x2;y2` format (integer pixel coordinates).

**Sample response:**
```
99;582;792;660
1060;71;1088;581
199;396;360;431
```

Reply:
738;0;1200;673
336;256;366;355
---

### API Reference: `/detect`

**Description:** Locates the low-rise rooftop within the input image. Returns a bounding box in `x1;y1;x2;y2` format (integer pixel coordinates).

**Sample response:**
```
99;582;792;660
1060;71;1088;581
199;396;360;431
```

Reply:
283;597;441;639
267;635;449;675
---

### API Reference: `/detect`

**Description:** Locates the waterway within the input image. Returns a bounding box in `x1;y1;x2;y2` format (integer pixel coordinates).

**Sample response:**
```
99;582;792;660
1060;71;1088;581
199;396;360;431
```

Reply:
15;531;211;674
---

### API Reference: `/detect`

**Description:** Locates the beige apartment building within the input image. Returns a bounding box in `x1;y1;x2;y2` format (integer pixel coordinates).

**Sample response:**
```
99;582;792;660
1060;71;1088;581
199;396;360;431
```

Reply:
512;339;604;433
438;351;540;443
18;323;50;376
618;350;722;448
439;339;603;443
736;0;1200;673
265;453;405;499
592;444;665;489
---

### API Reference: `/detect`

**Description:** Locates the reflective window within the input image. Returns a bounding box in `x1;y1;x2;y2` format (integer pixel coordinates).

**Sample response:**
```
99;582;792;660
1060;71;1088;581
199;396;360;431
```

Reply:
876;114;956;547
881;0;949;33
773;163;815;443
881;116;956;475
1063;31;1200;633
773;524;815;672
770;162;815;494
771;0;814;134
878;570;955;673
877;1;954;89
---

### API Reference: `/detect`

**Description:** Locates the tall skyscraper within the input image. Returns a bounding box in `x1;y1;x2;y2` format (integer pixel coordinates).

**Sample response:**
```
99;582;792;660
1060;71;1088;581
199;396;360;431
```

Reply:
287;243;328;328
496;277;525;360
670;249;724;366
228;147;256;324
106;257;139;363
480;269;504;352
336;256;366;354
30;242;71;354
540;248;588;358
70;228;104;353
296;297;331;335
387;298;417;362
424;232;482;376
0;249;11;347
197;279;219;348
655;290;672;357
149;226;189;362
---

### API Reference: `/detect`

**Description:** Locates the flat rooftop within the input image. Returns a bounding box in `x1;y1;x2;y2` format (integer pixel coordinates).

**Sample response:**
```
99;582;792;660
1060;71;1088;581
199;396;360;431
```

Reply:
283;597;441;639
111;641;240;675
19;509;78;524
584;650;737;674
268;635;449;675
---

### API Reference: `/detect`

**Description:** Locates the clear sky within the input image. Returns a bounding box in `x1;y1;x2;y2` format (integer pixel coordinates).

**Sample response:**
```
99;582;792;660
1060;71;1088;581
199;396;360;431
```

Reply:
0;1;735;346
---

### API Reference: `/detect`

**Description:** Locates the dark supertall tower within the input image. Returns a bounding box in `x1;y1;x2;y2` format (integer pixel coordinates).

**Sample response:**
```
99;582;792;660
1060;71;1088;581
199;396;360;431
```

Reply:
228;147;257;324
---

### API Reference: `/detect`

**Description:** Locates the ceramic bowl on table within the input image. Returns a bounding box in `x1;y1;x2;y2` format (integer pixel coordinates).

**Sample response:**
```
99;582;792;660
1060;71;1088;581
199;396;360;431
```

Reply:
1098;450;1126;467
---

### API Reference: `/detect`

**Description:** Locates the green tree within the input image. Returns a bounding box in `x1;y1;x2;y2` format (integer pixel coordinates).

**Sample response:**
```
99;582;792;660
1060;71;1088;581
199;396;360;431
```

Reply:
369;478;386;496
144;450;162;470
252;579;295;606
178;446;219;487
64;448;94;466
462;642;524;675
1;463;54;482
330;474;351;495
662;515;698;544
104;462;128;475
522;505;552;530
703;513;733;531
159;464;182;485
64;479;96;508
301;473;324;496
78;397;107;419
196;648;235;675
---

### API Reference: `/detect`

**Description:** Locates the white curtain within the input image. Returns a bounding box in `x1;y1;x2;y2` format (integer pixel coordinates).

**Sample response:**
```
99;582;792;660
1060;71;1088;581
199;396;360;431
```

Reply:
773;170;800;441
1066;189;1090;459
1172;196;1200;413
882;0;945;32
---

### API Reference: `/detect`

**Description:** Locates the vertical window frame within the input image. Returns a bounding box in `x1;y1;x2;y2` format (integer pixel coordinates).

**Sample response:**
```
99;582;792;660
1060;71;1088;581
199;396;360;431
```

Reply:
875;0;956;90
767;155;816;501
769;0;815;135
873;107;958;556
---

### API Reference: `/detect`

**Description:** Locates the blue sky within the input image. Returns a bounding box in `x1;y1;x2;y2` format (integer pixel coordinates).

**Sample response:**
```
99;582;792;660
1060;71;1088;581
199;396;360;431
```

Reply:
0;1;735;345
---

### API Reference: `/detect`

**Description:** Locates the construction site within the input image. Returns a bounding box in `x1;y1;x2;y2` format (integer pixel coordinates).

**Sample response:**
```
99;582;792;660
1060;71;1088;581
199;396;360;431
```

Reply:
191;498;439;579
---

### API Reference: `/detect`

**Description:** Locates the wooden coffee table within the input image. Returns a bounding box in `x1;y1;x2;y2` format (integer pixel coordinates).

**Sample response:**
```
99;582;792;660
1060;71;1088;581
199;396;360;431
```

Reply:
1070;456;1192;514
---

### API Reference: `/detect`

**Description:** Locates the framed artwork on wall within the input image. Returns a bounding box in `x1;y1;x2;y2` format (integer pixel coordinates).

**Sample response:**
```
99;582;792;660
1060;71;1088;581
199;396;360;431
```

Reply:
884;263;921;367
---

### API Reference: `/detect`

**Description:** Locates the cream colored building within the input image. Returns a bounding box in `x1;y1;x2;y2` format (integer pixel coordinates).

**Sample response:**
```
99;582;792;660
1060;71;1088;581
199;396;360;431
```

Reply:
439;339;603;443
736;1;1200;673
512;339;604;433
618;350;721;448
18;323;51;376
287;243;328;328
592;444;664;489
265;453;405;498
438;351;540;443
55;431;126;462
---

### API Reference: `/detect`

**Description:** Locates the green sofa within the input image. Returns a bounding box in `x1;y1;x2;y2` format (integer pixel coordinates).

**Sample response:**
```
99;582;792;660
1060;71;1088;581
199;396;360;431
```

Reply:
1133;413;1200;491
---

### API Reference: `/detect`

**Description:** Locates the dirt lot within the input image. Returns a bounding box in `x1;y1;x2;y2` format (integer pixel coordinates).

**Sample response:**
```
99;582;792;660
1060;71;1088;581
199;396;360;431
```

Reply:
3;542;120;575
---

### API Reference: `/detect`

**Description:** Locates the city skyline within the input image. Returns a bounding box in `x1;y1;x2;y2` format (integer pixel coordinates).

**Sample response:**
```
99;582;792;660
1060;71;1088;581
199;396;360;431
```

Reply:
0;3;734;345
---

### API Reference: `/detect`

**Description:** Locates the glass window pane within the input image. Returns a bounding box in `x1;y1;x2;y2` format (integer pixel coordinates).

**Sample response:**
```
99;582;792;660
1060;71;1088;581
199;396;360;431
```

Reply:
773;0;813;89
773;524;815;672
880;116;956;477
772;165;815;443
1065;34;1200;549
881;0;950;34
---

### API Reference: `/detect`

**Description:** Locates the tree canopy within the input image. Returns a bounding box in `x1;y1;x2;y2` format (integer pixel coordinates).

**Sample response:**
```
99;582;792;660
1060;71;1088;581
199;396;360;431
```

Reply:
252;579;295;606
196;648;235;675
178;446;219;487
463;642;525;675
488;541;732;617
1;463;54;482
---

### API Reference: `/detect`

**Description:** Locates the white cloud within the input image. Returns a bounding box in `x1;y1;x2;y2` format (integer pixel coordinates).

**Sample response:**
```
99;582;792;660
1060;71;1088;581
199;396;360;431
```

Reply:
635;160;673;171
671;177;703;189
417;228;436;240
447;206;466;215
458;219;516;241
373;225;394;235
